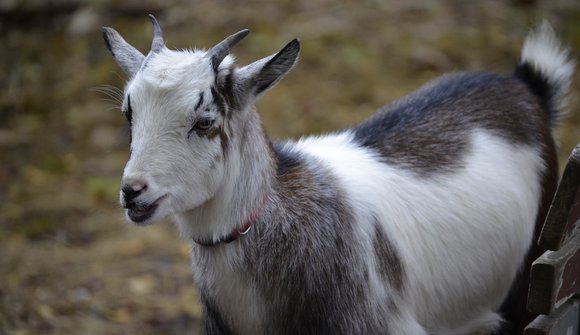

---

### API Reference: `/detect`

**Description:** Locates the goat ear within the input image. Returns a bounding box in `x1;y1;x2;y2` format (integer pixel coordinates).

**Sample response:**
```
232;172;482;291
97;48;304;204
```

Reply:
236;38;301;100
102;27;146;77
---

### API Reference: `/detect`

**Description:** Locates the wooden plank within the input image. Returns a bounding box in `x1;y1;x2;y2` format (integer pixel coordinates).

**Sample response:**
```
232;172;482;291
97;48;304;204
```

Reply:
561;187;580;248
524;299;579;335
527;232;580;315
539;143;580;251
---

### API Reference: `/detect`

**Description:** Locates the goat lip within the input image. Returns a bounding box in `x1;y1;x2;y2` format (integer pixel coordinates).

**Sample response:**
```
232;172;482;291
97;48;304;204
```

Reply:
127;195;167;223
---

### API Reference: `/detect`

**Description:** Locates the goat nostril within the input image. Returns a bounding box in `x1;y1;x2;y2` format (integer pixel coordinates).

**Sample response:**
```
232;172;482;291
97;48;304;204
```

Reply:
121;182;148;202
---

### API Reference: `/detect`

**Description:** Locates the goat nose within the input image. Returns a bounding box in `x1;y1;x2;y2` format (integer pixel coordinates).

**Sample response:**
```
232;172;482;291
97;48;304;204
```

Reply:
121;181;147;203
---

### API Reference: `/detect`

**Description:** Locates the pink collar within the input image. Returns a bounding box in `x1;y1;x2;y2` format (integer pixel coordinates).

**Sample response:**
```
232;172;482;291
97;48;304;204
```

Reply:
194;196;267;247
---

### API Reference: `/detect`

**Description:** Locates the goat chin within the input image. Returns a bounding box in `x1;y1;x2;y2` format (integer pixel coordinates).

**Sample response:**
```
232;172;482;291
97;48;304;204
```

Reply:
102;17;574;335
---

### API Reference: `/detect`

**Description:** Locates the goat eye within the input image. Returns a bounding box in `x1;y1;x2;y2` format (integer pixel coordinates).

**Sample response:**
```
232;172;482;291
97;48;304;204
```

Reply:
188;118;215;138
195;118;214;131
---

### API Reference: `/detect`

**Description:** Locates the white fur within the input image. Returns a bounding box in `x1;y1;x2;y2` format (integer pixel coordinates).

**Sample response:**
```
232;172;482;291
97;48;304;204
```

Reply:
521;21;574;114
294;130;544;334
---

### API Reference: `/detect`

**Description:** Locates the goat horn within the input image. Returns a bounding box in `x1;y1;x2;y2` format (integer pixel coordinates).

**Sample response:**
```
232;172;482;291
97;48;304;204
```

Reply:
206;29;250;71
149;14;164;53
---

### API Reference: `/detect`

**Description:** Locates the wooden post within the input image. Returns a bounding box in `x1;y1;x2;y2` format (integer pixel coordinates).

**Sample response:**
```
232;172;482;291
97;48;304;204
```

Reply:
525;143;580;335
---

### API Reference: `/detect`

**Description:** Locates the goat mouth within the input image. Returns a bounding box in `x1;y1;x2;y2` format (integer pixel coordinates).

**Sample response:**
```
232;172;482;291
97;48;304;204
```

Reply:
127;195;167;223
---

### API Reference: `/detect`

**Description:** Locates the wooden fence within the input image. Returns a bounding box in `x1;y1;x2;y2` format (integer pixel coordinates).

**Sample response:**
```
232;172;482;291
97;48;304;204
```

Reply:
525;143;580;335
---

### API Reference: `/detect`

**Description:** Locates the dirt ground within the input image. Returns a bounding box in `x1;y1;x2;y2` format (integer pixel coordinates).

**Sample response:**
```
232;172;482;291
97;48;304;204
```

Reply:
1;0;579;334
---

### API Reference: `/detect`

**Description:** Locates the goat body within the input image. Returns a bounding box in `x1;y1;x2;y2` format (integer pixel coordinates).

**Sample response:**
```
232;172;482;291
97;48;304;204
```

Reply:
102;18;573;335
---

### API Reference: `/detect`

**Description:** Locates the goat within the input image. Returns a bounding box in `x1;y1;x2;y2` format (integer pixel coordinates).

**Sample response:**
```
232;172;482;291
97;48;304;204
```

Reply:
102;16;573;335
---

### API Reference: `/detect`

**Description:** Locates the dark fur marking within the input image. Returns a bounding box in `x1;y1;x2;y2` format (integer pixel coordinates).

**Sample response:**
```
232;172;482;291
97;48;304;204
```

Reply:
125;95;133;146
353;72;547;176
195;91;204;110
207;126;229;156
223;72;234;105
211;86;227;118
206;127;220;140
373;220;404;291
215;66;239;118
514;62;556;125
125;95;133;126
272;142;302;177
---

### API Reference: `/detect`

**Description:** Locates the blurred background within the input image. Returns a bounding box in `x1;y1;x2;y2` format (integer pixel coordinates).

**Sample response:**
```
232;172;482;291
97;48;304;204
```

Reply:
1;0;579;334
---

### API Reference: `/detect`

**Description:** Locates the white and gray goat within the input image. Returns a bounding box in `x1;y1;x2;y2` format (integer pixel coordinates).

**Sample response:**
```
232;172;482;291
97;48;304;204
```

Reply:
102;16;573;335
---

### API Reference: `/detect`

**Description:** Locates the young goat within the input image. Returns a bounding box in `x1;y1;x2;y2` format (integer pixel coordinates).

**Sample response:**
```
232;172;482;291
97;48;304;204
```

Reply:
102;17;573;335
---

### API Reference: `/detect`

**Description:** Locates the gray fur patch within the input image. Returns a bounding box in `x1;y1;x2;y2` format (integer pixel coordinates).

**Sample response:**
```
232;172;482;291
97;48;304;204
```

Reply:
373;219;405;291
236;147;396;334
353;72;548;176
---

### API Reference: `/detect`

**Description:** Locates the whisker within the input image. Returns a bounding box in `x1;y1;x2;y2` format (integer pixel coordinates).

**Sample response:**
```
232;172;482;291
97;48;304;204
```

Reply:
91;85;124;106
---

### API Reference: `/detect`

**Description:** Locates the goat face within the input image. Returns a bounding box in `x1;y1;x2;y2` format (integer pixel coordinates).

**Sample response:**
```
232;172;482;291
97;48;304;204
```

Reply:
102;16;300;225
119;55;230;224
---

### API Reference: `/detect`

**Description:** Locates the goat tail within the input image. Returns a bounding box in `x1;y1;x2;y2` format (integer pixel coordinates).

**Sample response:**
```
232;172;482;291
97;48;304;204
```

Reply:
515;21;575;128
